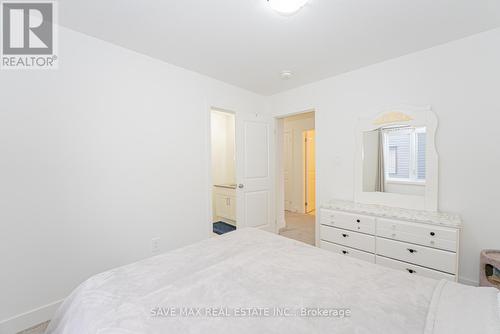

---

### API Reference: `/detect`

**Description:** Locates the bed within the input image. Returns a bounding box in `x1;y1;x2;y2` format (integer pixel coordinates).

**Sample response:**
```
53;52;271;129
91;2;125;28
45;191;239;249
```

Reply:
46;228;500;334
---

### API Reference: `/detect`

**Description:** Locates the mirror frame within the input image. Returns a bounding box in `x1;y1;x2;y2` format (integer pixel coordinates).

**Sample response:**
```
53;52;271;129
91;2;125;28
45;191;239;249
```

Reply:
354;105;439;212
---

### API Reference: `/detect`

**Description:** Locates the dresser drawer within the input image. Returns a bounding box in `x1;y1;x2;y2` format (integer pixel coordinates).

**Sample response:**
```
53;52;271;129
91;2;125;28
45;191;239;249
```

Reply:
376;256;455;281
320;209;376;235
376;238;456;273
320;225;375;253
321;241;375;263
377;228;456;252
377;218;457;245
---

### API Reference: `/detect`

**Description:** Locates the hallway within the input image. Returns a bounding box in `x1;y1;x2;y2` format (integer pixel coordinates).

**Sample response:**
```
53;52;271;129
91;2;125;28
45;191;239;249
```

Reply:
279;211;315;246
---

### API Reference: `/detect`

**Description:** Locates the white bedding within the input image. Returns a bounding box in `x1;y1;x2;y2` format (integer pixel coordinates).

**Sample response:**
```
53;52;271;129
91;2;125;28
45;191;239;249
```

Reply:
46;228;500;334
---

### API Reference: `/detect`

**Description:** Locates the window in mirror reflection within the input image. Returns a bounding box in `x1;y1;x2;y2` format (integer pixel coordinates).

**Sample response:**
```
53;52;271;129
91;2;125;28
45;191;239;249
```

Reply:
362;126;426;195
383;127;426;183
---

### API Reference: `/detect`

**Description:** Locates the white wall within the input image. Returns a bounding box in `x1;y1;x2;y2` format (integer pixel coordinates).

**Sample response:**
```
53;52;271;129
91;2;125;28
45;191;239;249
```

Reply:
270;28;500;285
0;26;267;332
211;111;236;186
283;114;315;213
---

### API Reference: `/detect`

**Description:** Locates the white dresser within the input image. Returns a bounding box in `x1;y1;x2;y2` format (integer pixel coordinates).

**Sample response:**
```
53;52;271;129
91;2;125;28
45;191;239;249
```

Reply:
320;200;461;281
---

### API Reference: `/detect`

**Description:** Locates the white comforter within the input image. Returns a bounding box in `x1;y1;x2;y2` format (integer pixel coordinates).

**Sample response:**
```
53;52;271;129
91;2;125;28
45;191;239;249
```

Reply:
46;228;500;334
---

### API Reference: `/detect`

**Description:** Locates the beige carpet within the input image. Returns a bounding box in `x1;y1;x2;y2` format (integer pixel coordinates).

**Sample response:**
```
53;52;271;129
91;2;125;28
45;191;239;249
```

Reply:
279;211;315;245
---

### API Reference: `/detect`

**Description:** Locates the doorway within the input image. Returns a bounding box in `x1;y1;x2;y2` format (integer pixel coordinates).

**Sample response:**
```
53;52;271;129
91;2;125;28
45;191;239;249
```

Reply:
208;108;275;236
210;109;237;235
277;111;316;245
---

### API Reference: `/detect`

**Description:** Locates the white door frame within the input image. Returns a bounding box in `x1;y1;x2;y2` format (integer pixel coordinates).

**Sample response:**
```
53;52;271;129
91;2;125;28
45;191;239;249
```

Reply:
274;109;317;244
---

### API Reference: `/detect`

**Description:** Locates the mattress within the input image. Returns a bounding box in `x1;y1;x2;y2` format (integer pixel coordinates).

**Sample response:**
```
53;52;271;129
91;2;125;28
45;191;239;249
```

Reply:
46;228;500;334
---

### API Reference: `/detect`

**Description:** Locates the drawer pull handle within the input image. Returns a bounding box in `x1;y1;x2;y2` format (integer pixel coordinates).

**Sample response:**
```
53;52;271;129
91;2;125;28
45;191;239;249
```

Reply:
356;219;360;223
342;250;349;255
430;232;435;236
407;248;417;254
342;234;349;238
406;269;417;274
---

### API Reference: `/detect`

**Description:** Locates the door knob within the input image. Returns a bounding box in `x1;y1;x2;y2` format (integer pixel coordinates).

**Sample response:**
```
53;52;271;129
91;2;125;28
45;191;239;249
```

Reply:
238;184;244;189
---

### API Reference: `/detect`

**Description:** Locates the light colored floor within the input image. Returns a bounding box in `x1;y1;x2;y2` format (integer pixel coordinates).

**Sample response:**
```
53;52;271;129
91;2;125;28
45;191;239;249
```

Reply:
279;211;315;245
17;321;49;334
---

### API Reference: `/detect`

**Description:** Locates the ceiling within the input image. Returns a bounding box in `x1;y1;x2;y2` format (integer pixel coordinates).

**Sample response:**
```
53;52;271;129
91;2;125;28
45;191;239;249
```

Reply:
59;0;500;95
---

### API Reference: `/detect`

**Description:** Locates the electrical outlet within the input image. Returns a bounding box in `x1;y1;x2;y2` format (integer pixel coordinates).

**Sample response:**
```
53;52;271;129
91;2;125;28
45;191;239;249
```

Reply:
151;237;160;254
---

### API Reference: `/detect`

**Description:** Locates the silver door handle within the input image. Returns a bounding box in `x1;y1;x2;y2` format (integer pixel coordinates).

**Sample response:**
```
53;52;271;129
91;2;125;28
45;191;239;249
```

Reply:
238;184;244;189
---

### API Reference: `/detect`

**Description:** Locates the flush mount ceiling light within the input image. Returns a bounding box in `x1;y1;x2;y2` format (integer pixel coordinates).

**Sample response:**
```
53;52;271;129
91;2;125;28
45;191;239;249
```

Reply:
281;70;293;80
267;0;309;15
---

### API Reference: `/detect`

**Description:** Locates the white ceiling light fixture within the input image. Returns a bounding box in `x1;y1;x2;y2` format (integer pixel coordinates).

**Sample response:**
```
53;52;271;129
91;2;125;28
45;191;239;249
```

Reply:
267;0;309;15
281;70;293;80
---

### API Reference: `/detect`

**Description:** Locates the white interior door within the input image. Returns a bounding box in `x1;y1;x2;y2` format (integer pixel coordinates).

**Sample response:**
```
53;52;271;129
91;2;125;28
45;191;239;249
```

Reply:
235;112;275;232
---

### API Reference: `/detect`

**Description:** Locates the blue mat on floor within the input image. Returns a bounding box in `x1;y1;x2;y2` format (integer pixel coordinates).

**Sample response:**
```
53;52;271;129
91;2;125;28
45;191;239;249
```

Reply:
213;221;236;235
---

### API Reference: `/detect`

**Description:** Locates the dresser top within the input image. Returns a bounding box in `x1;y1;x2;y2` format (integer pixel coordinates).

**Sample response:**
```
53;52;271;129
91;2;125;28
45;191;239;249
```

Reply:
321;200;462;228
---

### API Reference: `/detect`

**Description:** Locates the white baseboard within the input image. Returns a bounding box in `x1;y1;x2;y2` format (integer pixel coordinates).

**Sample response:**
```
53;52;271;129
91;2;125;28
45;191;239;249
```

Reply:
0;299;63;334
458;276;479;286
277;217;286;231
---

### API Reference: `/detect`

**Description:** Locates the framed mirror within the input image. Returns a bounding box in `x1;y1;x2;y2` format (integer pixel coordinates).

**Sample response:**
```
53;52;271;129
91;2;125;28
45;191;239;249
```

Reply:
354;105;438;211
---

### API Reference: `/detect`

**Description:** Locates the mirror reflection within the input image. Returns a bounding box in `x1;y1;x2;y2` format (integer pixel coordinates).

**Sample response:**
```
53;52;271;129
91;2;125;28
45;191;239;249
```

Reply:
362;126;426;196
